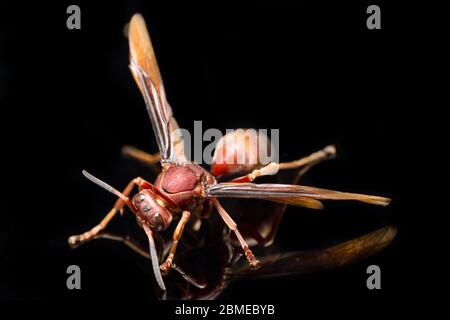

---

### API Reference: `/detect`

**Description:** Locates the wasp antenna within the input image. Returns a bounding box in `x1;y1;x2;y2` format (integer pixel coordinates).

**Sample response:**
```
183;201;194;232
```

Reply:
143;224;166;291
82;170;128;202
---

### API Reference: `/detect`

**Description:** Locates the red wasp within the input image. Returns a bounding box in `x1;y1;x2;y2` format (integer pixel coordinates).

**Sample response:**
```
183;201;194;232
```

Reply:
68;14;391;291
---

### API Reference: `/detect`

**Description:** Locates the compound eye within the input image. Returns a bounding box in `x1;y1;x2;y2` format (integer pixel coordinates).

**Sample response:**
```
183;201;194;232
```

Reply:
133;193;146;208
135;193;146;204
152;213;164;231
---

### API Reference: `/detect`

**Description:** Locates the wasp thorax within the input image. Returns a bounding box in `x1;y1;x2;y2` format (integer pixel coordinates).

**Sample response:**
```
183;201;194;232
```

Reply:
132;190;172;231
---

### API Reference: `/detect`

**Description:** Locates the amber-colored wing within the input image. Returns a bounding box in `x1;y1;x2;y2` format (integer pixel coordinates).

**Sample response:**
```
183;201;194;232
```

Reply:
128;14;187;164
206;182;391;207
234;225;397;277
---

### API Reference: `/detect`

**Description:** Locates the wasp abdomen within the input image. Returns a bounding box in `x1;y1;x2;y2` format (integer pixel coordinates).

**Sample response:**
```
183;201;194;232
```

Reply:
211;129;272;178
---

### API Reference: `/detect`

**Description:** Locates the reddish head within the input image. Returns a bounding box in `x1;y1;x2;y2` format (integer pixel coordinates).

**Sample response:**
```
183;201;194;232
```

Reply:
132;189;173;231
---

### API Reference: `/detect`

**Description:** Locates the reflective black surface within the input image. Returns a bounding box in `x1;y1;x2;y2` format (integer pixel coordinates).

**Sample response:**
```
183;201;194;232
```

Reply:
1;0;445;315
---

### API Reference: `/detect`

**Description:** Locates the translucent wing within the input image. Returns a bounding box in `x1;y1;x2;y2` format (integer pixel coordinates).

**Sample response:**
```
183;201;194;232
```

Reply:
206;182;391;207
128;14;187;164
234;225;397;277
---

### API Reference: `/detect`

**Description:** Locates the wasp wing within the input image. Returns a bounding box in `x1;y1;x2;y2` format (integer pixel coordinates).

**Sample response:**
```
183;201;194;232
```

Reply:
206;182;391;207
128;14;187;164
234;225;397;277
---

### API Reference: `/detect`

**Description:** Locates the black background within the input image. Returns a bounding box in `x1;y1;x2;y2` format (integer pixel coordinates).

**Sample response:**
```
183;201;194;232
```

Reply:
0;0;447;316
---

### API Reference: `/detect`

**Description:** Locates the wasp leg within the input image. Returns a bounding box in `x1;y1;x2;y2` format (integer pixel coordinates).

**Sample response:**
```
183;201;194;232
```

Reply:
68;177;143;247
81;230;206;289
95;231;150;258
172;265;207;289
160;211;191;274
231;145;336;183
212;199;260;269
122;145;161;174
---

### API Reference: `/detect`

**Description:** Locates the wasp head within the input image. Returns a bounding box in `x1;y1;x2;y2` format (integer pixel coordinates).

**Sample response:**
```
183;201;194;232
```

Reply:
132;190;173;231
